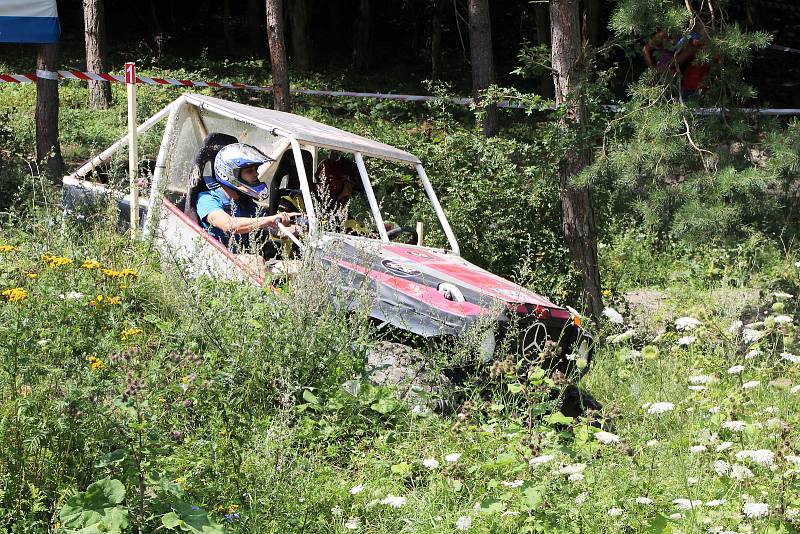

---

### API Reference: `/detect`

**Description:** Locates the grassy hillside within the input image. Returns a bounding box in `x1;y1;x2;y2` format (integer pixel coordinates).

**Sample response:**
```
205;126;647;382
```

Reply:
1;62;800;533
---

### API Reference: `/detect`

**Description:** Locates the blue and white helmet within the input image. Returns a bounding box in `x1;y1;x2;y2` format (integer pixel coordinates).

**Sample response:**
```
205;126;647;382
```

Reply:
211;143;272;198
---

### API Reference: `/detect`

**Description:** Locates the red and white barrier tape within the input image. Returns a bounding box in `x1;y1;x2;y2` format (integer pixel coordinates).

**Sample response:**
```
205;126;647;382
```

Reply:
2;69;800;115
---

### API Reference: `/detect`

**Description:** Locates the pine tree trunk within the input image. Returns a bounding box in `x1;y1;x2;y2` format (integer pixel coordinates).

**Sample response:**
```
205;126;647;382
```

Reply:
550;0;602;319
149;0;166;60
468;0;497;137
290;0;312;71
36;44;64;176
266;0;290;112
352;0;372;72
534;3;554;98
83;0;112;109
247;0;262;54
430;0;445;80
584;0;600;46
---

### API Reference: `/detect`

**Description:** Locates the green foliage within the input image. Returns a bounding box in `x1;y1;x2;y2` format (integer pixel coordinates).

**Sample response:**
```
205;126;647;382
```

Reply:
59;478;129;534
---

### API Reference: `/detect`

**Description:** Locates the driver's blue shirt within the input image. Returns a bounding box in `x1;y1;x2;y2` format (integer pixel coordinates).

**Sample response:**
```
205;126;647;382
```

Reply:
196;187;260;251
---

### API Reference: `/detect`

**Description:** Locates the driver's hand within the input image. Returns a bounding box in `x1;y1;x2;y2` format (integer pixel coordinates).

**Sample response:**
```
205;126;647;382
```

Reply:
272;212;301;227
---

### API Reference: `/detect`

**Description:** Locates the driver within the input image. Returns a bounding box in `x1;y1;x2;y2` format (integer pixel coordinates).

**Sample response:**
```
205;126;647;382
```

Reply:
196;143;300;253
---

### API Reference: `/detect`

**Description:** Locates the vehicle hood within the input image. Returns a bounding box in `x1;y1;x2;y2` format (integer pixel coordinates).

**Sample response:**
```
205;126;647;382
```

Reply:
315;234;569;337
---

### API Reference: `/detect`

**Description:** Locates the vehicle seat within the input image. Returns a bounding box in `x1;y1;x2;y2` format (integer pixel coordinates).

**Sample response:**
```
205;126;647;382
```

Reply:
268;148;313;214
183;132;239;224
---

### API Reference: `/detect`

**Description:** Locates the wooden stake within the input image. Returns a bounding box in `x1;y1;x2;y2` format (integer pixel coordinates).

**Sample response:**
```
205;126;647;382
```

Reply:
416;221;424;246
125;62;139;237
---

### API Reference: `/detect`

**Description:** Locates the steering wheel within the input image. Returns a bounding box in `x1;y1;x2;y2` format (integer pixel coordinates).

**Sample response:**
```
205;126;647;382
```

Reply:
386;226;419;243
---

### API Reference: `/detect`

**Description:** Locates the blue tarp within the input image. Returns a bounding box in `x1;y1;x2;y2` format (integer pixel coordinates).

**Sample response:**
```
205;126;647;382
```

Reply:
0;0;60;43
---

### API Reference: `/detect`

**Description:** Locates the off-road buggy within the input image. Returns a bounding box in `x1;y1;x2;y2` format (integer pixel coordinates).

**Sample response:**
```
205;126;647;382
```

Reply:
63;93;595;412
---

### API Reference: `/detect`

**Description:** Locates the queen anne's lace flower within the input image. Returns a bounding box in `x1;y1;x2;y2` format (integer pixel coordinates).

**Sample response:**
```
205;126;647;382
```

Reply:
676;317;702;331
716;442;734;452
742;329;764;343
705;499;726;507
781;352;800;363
730;464;754;480
636;497;653;505
559;463;586;475
722;420;747;432
689;445;707;453
595;431;620;444
774;315;793;324
742;502;769;519
380;494;407;508
423;458;439;470
349;485;364;495
529;454;554;466
676;336;696;346
445;453;461;463
455;516;472;531
735;449;775;465
647;402;675;414
745;349;762;359
714;460;731;476
688;374;713;384
673;498;701;510
602;307;624;324
727;365;745;374
607;507;624;517
500;480;524;488
742;380;761;390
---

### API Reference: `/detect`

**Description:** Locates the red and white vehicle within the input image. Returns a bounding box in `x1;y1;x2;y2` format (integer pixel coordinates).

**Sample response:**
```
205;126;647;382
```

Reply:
63;94;592;375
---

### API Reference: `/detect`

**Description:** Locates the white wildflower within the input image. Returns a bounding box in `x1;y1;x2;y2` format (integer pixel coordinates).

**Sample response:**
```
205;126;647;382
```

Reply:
349;485;364;495
37;339;51;346
61;291;84;300
716;442;734;452
708;405;721;414
676;336;696;346
781;352;800;363
636;497;653;505
559;463;586;476
745;349;761;359
688;374;713;384
742;329;764;343
445;453;461;463
792;385;800;394
688;385;707;391
422;458;440;470
773;292;794;300
705;499;726;508
344;518;359;530
714;460;731;476
647;402;675;414
736;450;775;465
331;506;343;516
607;507;625;517
722;420;747;432
595;431;620;444
669;513;684;520
787;508;800;520
646;439;660;447
784;455;800;466
568;473;585;482
774;315;793;324
380;494;407;508
676;317;702;331
575;492;588;505
742;502;769;519
602;307;624;324
611;330;636;344
742;380;761;390
689;445;707;453
673;498;701;510
455;516;472;531
728;320;743;334
500;480;524;488
730;464;754;480
727;365;745;374
529;454;554;466
687;477;698;485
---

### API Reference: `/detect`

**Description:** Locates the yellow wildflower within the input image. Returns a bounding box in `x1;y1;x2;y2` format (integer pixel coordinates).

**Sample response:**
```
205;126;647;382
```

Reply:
2;288;28;302
227;504;240;514
86;355;106;371
96;294;104;302
42;254;73;268
120;268;138;278
0;245;16;252
120;328;143;340
180;375;190;384
108;296;121;305
54;522;60;530
81;259;102;269
100;268;121;278
25;272;38;279
602;289;611;297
